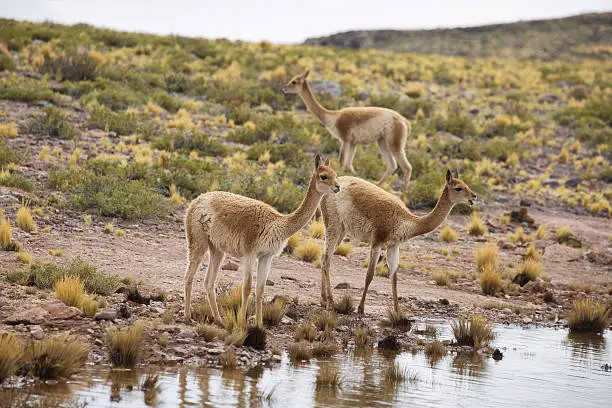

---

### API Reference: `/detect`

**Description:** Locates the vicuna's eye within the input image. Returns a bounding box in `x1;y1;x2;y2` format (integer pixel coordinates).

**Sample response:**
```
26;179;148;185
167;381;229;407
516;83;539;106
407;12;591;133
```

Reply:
320;175;328;181
454;187;463;192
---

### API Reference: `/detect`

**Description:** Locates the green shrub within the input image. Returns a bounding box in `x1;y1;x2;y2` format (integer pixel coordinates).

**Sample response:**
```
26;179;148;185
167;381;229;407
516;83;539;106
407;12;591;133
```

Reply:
159;129;229;157
39;49;99;81
0;55;16;71
21;106;78;139
0;140;25;167
0;75;54;102
87;102;149;136
0;169;34;191
368;93;434;118
152;91;183;113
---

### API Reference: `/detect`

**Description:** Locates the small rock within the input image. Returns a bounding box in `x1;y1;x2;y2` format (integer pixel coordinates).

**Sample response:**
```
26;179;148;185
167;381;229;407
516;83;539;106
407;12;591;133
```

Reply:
265;279;274;286
94;339;104;346
564;179;581;188
501;242;516;250
439;298;450;306
299;281;316;289
30;325;44;340
41;300;81;319
222;261;239;271
177;329;198;339
280;316;295;325
492;349;503;361
4;307;49;325
118;304;131;319
586;243;612;265
502;308;513;314
280;275;297;281
522;317;533;324
334;282;350;289
542;180;560;188
207;347;224;355
519;199;532;207
94;309;117;321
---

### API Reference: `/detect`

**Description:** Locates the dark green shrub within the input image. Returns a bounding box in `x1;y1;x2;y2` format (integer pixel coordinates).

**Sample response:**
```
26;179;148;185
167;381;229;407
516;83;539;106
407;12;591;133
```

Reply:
159;129;229;157
0;75;54;102
0;140;25;167
82;84;143;111
39;49;99;81
152;91;182;112
21;106;78;139
0;55;16;71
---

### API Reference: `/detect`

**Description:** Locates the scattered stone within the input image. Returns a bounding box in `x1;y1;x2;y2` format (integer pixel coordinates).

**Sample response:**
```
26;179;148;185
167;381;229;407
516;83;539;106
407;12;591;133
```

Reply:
377;335;400;351
41;300;80;319
492;349;504;361
508;207;534;224
30;325;44;340
281;275;297;281
501;242;516;250
94;309;117;321
265;279;274;286
564;179;581;188
334;282;350;289
177;329;198;339
125;286;150;305
5;307;49;325
207;347;224;355
523;278;545;293
222;261;239;271
439;298;450;306
299;281;316;289
602;363;611;372
280;316;295;325
502;308;513;314
586;243;612;265
542;180;560;188
118;303;131;319
522;317;533;324
487;219;508;232
519;199;532;207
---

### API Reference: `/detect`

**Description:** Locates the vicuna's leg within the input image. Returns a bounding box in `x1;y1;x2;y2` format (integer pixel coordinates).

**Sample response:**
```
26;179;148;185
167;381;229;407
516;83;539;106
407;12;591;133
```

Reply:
358;245;382;314
204;245;225;326
377;139;397;185
387;244;400;313
338;141;346;168
184;226;209;323
255;254;273;328
391;119;412;190
321;226;344;307
395;151;412;191
240;256;257;326
344;143;357;173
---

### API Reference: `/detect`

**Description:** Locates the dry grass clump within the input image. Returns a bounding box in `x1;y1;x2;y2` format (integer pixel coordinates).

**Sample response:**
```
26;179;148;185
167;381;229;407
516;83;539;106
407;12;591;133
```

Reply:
224;328;247;346
382;362;418;387
0;217;11;249
80;295;98;317
386;307;411;329
263;299;286;326
309;220;325;239
312;341;339;357
158;333;169;347
16;252;31;264
0;333;23;383
295;323;317;342
295;239;322;263
219;349;237;368
334;242;352;257
354;327;374;349
16;204;36;233
480;265;501;296
535;225;547;240
284;232;302;254
334;294;354;315
440;225;457;242
313;310;338;331
316;365;341;390
25;334;88;379
54;275;85;307
288;341;312;362
424;340;447;362
513;259;542;285
106;321;146;367
475;243;498;272
509;226;531;244
451;315;494;349
467;212;487;236
567;298;609;333
431;270;450;286
555;226;582;247
524;244;541;261
196;323;227;341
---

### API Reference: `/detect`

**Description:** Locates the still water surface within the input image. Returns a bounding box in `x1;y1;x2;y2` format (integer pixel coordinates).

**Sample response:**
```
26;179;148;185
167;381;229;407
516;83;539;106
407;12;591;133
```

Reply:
21;325;612;407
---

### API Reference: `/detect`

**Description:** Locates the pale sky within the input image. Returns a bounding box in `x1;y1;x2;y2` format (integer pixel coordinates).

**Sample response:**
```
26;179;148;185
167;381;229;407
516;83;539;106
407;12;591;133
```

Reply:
1;0;610;43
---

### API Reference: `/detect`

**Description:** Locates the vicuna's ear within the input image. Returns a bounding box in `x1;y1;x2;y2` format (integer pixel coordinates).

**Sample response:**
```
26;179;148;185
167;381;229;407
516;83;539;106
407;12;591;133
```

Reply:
314;153;321;170
324;157;330;166
445;169;453;184
303;70;310;79
454;169;459;178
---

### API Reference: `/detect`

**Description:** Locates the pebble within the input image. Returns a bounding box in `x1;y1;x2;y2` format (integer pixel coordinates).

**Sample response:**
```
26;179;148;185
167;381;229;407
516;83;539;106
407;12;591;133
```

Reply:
522;317;533;324
94;309;117;321
30;325;44;340
207;347;224;355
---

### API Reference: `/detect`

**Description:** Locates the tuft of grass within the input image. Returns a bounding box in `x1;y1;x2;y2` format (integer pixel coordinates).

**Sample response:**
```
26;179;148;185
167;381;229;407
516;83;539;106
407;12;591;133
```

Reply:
312;341;339;357
431;270;450;286
219;349;237;368
295;239;322;263
54;275;85;307
162;306;177;325
295;323;317;342
313;310;338;331
386;307;411;329
354;327;374;349
440;225;457;242
263;299;287;327
509;226;531;244
80;295;98;317
316;365;341;390
106;321;146;367
424;340;447;362
334;242;352;257
567;298;609;333
25;334;88;379
480;265;501;296
524;244;541;262
475;243;498;273
514;259;542;285
16;204;36;233
334;294;354;315
555;226;582;248
224;328;247;346
382;362;418;387
196;323;227;341
451;315;494;349
1;217;12;249
284;232;302;254
16;251;31;264
159;333;169;348
535;225;547;240
467;212;487;236
21;106;78;140
0;333;23;383
309;220;325;239
288;342;312;362
83;215;92;226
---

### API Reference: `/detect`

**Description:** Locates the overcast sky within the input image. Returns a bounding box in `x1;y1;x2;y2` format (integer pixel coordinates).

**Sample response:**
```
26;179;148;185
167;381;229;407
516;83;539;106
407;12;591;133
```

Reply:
1;0;610;43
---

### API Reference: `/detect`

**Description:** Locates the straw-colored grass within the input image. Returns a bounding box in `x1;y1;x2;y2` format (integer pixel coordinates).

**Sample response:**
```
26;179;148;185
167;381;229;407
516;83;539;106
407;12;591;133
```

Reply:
354;327;374;349
451;315;494;349
334;242;352;257
196;323;227;341
295;239;322;263
567;298;610;333
284;232;302;254
467;212;487;236
480;265;501;296
309;220;325;239
25;334;88;379
0;333;23;383
16;205;36;233
440;225;457;242
106;321;147;367
263;299;286;326
54;275;85;307
295;323;317;342
288;341;312;362
334;294;354;315
316;365;341;390
312;310;338;331
475;243;498;272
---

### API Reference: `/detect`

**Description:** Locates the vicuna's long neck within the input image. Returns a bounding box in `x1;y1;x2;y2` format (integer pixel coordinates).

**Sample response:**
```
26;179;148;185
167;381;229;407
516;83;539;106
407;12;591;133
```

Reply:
405;187;454;238
281;175;323;238
299;81;333;125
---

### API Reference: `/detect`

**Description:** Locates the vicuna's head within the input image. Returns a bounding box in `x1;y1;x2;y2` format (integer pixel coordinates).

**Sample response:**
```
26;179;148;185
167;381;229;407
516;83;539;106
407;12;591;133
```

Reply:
313;154;340;194
445;169;477;206
281;70;309;95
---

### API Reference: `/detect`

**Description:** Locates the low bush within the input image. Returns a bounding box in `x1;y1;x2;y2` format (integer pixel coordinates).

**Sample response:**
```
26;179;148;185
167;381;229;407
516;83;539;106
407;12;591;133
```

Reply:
25;335;88;379
567;298;609;333
106;321;146;367
21;106;78;140
451;315;494;349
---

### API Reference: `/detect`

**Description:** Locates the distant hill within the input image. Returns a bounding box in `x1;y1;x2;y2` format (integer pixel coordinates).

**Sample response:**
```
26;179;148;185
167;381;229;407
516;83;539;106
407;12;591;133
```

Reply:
304;13;612;60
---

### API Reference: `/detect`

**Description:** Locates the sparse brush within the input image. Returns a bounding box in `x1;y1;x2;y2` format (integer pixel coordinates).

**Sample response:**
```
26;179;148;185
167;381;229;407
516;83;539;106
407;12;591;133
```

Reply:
558;148;569;164
83;215;92;226
524;244;540;261
162;306;177;325
567;298;609;333
480;265;501;296
382;362;417;387
1;217;11;249
313;310;338;331
196;323;227;341
16;252;31;264
316;365;341;390
54;275;85;307
159;333;169;347
295;239;322;263
263;299;286;326
440;225;457;242
431;270;449;286
288;342;312;362
424;340;447;362
334;294;354;315
309;220;324;239
219;349;237;368
535;225;547;240
334;242;352;257
0;333;23;383
312;341;339;357
106;321;146;367
386;307;411;329
25;334;88;379
80;295;98;317
555;226;582;247
194;299;214;323
509;226;531;244
467;212;487;236
354;327;374;349
295;323;317;342
451;315;494;349
475;243;498;273
16;204;36;233
284;232;302;254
